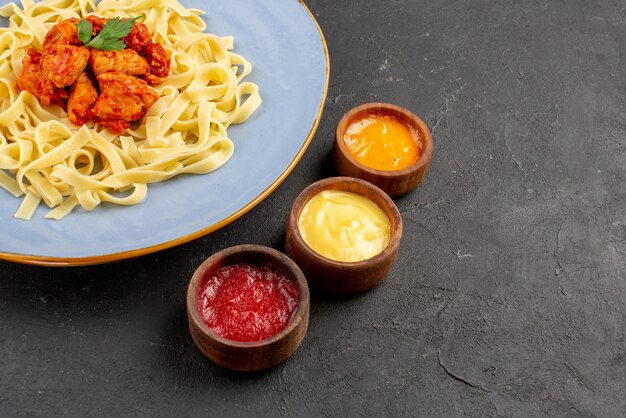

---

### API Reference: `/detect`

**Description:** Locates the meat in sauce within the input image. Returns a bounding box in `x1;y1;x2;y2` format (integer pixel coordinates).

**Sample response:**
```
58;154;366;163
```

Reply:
16;15;170;133
16;48;68;106
89;49;150;76
67;72;98;125
93;72;159;133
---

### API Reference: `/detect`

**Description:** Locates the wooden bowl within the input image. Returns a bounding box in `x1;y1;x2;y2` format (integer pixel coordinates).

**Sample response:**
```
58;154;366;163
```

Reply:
285;177;402;294
333;102;434;197
186;245;310;371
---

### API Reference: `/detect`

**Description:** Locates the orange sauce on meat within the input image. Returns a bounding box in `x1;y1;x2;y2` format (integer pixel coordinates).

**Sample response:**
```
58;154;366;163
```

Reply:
343;111;422;171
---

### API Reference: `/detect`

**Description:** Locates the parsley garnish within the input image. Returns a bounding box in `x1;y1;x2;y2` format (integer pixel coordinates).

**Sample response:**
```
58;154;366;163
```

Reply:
77;19;92;45
76;16;140;51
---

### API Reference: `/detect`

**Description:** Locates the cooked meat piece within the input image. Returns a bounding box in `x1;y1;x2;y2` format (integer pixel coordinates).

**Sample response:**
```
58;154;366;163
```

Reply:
97;119;132;133
43;18;81;48
92;71;159;133
42;44;90;88
122;20;151;52
16;48;68;106
141;73;167;86
67;72;98;125
89;49;150;76
141;42;170;79
85;14;107;36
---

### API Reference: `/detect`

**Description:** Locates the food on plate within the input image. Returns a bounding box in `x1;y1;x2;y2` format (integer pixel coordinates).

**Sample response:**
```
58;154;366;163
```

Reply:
16;48;68;106
297;190;391;262
92;72;159;133
67;72;98;125
343;109;422;171
89;49;150;76
17;15;169;133
0;0;261;220
197;263;300;342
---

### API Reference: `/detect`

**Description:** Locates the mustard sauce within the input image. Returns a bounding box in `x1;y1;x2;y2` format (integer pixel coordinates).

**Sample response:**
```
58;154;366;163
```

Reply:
297;190;391;262
343;111;422;171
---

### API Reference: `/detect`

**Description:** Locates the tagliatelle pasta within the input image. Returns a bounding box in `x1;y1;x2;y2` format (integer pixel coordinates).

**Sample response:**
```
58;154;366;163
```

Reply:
0;0;261;219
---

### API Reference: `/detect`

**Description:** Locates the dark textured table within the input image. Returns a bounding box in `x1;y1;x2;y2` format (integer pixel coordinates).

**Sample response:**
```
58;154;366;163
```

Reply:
2;1;625;416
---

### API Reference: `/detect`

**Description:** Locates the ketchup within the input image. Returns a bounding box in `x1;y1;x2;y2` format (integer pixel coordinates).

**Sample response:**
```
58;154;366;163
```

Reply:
198;263;300;342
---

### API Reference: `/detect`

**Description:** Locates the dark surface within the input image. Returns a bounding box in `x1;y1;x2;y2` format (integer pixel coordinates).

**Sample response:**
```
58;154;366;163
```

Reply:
1;0;625;416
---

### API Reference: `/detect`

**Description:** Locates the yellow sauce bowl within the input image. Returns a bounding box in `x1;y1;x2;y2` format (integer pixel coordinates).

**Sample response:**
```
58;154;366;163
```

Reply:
285;177;403;294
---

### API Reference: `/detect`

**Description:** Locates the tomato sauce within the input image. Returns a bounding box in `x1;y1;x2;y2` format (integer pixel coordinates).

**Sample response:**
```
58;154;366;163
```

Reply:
343;110;422;171
197;263;300;342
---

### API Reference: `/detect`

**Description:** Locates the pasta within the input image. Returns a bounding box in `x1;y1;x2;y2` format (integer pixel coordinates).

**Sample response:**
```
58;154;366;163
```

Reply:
0;0;261;220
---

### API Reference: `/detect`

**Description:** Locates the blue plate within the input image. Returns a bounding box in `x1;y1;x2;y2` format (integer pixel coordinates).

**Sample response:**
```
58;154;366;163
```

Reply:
0;0;329;265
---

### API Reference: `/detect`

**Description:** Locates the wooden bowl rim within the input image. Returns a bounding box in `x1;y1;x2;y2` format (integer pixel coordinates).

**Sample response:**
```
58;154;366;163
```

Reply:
335;102;434;178
288;176;403;268
186;244;310;349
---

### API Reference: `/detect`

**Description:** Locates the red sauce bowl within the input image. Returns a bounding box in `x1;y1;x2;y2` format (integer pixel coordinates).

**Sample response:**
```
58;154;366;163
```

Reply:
333;103;434;197
186;245;310;371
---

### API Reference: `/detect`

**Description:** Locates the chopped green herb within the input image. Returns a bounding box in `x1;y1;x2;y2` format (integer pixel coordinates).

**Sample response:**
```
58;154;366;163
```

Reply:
77;19;92;45
76;16;140;51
